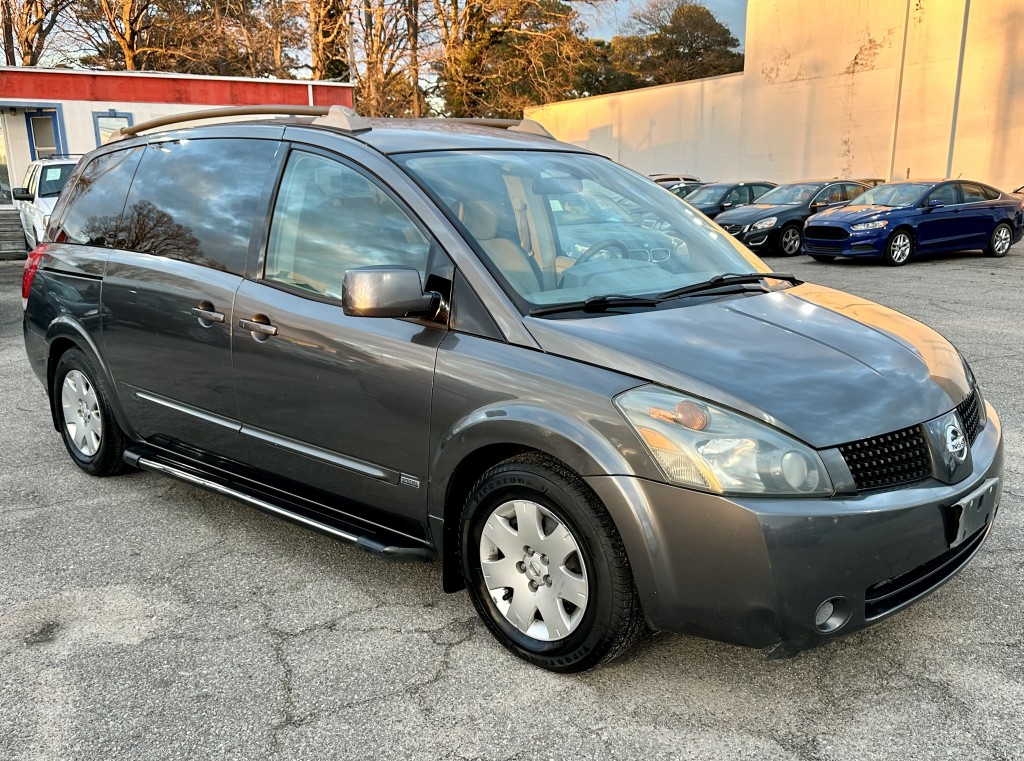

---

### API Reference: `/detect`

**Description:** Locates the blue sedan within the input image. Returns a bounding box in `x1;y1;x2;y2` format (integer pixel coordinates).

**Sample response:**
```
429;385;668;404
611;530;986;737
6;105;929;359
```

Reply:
803;180;1024;266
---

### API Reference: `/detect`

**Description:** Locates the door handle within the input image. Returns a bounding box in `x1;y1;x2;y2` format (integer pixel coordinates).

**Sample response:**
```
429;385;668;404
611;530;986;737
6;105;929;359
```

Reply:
239;317;279;337
191;306;225;323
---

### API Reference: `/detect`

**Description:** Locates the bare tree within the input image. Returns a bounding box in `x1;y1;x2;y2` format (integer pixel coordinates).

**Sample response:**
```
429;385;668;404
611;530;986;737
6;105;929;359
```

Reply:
1;0;72;65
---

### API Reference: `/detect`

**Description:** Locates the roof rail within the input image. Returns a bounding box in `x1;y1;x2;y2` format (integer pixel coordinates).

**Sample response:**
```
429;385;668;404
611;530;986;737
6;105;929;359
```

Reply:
110;105;368;141
107;106;551;142
446;117;554;139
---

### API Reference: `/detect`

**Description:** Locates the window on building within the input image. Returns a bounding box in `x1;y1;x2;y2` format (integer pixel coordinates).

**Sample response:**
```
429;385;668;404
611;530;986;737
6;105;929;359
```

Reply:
93;111;134;146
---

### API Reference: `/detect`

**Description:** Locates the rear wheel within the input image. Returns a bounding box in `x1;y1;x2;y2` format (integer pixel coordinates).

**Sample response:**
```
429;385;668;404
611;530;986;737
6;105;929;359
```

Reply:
986;222;1013;257
883;230;913;266
779;225;803;256
53;349;130;476
460;453;645;672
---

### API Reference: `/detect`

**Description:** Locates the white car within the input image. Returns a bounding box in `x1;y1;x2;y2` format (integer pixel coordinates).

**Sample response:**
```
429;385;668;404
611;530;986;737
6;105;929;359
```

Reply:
13;156;79;248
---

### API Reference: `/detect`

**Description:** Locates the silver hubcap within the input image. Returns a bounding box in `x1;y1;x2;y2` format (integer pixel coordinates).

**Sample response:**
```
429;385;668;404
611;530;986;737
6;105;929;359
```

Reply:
479;500;589;642
781;228;801;254
994;226;1011;254
890;233;911;263
61;370;102;456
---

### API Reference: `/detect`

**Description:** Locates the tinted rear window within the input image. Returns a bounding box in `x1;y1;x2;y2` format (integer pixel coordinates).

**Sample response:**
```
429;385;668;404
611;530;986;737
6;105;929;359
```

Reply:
122;138;278;275
59;147;144;247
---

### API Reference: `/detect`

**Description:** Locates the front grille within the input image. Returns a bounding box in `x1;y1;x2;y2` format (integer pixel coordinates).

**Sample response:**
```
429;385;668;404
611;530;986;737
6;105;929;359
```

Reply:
805;243;844;254
720;223;744;235
805;225;850;241
956;390;981;445
864;524;988;619
837;424;932;492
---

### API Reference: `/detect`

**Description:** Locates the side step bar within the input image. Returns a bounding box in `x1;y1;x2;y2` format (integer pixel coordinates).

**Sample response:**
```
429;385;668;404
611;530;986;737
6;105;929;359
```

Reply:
125;449;433;562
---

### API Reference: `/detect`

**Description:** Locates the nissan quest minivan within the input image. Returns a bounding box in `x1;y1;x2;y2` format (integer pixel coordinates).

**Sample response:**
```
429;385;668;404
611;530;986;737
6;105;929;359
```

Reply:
22;107;1003;672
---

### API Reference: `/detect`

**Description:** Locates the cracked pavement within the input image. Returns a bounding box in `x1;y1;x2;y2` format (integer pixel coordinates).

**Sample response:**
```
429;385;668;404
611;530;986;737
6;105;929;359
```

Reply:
1;244;1022;760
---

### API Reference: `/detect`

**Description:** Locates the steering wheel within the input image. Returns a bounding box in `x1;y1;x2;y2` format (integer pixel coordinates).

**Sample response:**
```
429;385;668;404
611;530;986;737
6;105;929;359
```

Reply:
574;238;631;266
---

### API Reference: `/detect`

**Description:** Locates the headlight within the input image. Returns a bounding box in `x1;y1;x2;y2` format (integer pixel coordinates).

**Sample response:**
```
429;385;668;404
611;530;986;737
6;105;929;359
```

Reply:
850;220;889;231
751;217;777;230
616;387;833;496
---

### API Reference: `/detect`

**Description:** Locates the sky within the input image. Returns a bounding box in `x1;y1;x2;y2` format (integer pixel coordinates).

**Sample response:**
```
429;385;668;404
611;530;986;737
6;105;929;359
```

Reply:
580;0;748;48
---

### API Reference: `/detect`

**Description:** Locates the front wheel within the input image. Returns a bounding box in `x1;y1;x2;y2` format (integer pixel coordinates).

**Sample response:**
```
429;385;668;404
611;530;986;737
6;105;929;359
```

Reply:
883;230;913;266
779;225;803;256
53;349;130;476
460;454;645;672
986;222;1013;257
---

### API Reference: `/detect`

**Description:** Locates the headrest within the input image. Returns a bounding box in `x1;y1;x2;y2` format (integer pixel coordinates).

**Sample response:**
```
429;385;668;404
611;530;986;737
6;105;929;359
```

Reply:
461;200;499;240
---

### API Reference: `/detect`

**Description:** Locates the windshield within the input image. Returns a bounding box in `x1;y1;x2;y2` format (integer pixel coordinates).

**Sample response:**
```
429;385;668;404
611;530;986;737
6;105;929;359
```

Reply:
755;183;823;205
851;183;931;207
398;151;769;310
37;164;76;198
683;184;727;205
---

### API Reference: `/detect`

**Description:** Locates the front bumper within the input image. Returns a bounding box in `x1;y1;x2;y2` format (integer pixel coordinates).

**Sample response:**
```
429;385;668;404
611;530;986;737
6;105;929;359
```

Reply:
585;401;1003;653
725;225;781;253
803;227;888;258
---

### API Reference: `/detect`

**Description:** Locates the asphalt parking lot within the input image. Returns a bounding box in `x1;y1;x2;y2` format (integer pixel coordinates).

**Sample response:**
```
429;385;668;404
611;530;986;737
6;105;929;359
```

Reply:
1;247;1022;761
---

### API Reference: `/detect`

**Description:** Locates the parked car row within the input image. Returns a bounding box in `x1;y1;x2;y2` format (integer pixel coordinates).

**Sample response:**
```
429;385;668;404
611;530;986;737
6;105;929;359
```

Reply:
670;174;1024;266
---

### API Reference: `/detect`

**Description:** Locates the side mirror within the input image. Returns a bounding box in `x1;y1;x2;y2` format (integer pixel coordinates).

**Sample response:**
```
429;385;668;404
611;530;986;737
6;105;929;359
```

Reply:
810;200;827;212
343;266;439;318
927;199;945;210
12;187;32;202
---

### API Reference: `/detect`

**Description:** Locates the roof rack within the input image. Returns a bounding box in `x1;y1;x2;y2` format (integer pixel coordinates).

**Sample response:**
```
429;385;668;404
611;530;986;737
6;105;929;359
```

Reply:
108;104;553;142
111;105;371;141
445;118;554;139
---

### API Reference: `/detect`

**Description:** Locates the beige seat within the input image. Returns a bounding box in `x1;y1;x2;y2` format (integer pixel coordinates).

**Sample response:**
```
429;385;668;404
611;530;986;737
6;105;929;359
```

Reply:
461;200;542;295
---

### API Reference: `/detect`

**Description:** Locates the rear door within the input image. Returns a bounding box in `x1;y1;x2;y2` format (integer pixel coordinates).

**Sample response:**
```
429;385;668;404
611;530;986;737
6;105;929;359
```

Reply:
231;147;450;529
101;132;282;459
915;183;964;251
957;182;997;247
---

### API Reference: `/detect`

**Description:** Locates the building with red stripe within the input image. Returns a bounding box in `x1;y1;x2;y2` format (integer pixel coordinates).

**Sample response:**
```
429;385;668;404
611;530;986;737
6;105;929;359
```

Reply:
0;68;354;205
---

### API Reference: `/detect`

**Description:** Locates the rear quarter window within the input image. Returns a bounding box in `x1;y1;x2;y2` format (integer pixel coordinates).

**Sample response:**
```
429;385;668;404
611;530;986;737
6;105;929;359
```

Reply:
121;138;278;275
58;147;144;247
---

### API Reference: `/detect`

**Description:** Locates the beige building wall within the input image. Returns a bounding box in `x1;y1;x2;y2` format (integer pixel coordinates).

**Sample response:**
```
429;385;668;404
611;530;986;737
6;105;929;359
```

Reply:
527;0;1024;192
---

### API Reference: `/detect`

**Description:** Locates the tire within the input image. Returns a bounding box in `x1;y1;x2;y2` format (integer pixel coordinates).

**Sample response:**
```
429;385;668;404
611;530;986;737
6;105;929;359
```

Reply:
778;225;803;256
883;229;913;266
459;453;645;672
986;222;1013;258
810;254;836;263
53;348;130;476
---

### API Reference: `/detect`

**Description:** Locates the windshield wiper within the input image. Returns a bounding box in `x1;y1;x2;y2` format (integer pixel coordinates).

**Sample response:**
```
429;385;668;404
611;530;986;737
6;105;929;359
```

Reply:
528;274;801;317
528;294;659;317
657;272;801;300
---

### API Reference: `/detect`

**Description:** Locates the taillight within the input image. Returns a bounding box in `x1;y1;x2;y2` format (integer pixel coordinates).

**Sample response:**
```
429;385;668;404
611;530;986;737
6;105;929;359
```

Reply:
22;244;48;309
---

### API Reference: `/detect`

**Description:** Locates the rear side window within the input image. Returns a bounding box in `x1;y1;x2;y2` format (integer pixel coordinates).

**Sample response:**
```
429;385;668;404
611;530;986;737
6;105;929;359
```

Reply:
59;147;144;247
122;138;278;275
960;182;995;202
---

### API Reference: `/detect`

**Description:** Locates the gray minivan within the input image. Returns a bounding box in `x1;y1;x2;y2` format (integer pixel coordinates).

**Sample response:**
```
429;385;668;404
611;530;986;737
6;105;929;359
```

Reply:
22;107;1003;672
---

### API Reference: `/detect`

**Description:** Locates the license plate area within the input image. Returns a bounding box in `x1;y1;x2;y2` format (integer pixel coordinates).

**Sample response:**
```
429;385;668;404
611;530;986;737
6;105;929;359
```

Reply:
947;477;1000;548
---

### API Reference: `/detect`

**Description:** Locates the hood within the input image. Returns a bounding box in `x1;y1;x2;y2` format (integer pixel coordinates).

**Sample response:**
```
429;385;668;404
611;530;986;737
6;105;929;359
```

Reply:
714;203;793;224
524;283;970;448
809;205;897;224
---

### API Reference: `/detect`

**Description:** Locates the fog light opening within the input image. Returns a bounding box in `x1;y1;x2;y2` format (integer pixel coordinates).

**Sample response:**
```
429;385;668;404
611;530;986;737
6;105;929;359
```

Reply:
814;597;851;633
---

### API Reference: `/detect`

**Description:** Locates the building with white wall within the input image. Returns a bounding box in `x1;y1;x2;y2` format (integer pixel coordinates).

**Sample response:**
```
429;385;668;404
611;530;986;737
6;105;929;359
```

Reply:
526;0;1024;192
0;68;354;207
